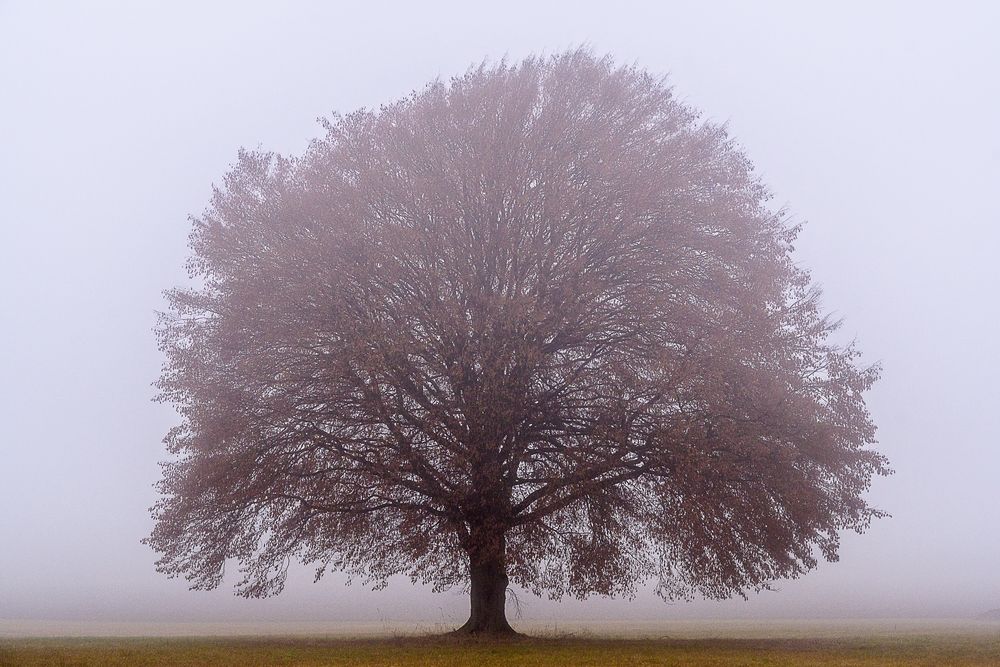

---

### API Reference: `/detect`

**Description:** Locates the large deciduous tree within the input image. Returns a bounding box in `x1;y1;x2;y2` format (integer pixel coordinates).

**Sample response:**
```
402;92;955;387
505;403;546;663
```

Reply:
147;50;889;635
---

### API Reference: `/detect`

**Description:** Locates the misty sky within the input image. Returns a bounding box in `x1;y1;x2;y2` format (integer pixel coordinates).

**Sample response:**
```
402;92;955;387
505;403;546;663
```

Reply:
1;1;998;625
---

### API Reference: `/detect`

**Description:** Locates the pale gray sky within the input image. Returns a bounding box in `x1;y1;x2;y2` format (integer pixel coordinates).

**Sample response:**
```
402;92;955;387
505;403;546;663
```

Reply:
1;1;998;625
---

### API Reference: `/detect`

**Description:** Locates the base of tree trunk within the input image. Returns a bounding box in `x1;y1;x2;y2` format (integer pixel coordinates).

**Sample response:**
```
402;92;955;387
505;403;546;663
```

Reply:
452;550;518;637
449;616;520;637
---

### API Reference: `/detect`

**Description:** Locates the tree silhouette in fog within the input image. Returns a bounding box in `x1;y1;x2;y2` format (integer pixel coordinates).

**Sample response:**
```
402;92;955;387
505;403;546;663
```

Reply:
147;50;889;635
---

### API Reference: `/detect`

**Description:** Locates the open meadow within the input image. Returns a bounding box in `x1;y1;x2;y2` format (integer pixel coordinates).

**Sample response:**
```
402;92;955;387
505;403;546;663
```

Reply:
2;620;998;666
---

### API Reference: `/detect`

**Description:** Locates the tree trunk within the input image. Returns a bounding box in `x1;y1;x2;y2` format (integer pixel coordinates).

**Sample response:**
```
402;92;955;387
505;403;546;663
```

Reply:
453;530;517;636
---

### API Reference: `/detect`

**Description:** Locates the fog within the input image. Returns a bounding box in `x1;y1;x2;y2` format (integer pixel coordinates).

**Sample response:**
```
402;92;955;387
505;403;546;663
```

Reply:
1;0;998;627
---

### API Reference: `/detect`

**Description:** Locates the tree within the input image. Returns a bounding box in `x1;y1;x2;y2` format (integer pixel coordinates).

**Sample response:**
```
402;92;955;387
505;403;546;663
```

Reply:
146;50;889;635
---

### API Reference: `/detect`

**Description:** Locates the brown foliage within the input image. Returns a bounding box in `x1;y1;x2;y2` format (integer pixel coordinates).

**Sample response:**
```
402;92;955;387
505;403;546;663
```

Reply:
147;50;889;623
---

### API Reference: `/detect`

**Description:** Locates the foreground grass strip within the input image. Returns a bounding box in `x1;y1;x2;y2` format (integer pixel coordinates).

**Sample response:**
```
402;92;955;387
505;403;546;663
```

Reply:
2;635;1000;666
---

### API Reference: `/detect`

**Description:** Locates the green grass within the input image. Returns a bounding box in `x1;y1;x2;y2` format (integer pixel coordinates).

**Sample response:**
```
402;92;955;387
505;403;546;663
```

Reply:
2;634;1000;666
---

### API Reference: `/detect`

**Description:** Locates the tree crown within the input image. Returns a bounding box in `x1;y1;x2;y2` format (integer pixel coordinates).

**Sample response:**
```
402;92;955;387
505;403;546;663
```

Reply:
148;50;889;603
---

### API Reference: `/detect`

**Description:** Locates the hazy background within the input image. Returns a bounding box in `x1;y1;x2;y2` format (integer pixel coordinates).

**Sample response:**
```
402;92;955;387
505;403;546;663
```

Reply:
1;0;998;626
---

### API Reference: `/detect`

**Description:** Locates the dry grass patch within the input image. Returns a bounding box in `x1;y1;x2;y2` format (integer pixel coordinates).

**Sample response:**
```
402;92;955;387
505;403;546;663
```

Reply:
2;634;1000;666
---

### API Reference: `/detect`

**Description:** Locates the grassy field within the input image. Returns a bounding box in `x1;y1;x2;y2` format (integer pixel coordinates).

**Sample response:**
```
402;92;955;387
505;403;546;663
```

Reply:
2;620;997;666
2;633;1000;666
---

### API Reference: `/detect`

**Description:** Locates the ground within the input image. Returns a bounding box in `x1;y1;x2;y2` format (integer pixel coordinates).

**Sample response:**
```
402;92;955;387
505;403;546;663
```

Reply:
2;621;998;666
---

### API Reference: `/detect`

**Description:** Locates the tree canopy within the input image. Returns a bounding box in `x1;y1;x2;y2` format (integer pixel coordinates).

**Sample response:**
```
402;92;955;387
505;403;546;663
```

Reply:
147;50;889;634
